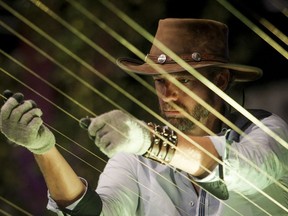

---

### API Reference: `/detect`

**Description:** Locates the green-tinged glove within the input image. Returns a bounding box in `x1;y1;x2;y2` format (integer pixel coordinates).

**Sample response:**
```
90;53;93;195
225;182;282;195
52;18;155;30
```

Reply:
81;110;151;158
0;92;55;154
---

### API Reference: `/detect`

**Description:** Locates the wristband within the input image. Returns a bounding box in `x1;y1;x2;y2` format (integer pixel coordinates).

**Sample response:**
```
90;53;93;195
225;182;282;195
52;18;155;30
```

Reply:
143;122;178;163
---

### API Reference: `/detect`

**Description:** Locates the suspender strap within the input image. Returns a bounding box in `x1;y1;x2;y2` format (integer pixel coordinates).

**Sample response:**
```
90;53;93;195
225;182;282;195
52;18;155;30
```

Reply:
198;190;207;216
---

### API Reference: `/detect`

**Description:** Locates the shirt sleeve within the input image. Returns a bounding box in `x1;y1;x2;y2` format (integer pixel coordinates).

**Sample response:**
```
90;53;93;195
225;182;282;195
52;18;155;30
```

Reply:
193;114;288;196
46;178;89;214
45;154;165;215
222;114;288;195
95;153;140;215
191;135;227;183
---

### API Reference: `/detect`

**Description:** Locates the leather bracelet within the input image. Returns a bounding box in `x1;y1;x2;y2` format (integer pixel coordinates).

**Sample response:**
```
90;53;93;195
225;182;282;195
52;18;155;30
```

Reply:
143;122;178;163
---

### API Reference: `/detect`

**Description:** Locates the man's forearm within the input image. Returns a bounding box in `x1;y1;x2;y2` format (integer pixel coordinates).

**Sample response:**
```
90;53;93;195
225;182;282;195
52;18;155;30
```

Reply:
170;135;220;177
34;146;86;207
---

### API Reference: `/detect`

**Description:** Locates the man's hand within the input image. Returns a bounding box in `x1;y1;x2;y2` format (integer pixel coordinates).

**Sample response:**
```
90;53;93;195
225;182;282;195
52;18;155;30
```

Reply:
81;110;151;158
0;92;55;154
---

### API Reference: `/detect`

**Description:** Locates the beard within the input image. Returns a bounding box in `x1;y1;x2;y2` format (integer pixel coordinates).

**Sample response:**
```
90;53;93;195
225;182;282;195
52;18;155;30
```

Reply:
161;103;210;133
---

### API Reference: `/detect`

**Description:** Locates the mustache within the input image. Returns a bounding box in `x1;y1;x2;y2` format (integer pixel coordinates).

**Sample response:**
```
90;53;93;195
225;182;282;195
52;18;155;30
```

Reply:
162;102;188;114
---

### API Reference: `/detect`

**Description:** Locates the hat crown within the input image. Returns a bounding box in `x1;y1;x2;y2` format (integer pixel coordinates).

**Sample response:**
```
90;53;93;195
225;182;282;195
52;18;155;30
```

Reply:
150;18;229;62
116;18;262;82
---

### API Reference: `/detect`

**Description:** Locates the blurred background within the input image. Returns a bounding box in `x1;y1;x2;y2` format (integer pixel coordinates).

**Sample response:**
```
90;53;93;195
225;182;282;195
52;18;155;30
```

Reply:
0;0;287;215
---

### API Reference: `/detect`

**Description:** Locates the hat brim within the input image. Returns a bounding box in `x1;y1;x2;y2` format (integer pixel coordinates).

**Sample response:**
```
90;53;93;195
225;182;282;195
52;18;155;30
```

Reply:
116;57;262;82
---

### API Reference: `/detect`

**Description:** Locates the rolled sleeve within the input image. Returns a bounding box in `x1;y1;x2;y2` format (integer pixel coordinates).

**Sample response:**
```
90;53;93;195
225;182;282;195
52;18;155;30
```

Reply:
193;135;227;183
223;115;288;194
46;178;88;214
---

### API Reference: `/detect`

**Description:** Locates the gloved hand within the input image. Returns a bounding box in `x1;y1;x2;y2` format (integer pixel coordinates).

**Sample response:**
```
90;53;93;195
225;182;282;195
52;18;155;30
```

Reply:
80;110;151;158
0;91;55;154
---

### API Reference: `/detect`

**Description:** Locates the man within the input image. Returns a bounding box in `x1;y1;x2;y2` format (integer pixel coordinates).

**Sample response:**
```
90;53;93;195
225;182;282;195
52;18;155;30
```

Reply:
1;18;288;215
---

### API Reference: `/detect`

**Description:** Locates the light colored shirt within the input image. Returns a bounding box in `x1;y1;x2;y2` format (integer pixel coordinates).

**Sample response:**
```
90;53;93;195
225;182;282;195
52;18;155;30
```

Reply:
48;114;288;215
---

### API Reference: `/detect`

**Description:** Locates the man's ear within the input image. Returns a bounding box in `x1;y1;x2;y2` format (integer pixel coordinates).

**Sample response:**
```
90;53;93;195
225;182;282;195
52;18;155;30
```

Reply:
215;70;230;91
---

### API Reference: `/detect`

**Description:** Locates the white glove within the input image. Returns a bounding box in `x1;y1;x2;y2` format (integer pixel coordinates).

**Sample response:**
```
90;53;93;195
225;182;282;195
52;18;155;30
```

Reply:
87;110;151;158
0;94;55;154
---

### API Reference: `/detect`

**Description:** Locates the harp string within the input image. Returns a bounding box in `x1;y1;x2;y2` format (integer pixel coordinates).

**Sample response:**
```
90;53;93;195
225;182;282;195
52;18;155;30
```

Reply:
217;0;288;59
0;195;33;216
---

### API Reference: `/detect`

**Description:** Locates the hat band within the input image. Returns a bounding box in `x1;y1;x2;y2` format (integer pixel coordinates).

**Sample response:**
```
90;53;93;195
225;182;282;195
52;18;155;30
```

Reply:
145;53;228;64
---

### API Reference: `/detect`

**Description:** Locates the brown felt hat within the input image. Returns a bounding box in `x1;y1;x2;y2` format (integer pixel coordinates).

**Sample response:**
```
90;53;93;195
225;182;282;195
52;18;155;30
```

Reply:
117;18;262;82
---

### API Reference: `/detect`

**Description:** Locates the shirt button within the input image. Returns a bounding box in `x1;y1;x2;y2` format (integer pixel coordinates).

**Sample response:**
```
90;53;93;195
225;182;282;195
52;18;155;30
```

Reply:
189;201;195;207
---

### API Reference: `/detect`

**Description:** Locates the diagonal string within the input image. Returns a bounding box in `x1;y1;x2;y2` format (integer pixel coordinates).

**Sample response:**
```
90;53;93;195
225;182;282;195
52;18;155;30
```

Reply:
217;0;288;58
257;18;288;45
0;195;33;216
0;208;12;216
0;209;11;216
0;67;79;123
267;0;288;18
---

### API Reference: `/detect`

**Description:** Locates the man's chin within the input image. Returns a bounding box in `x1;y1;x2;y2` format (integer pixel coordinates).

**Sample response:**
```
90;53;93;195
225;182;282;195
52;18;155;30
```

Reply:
165;117;195;132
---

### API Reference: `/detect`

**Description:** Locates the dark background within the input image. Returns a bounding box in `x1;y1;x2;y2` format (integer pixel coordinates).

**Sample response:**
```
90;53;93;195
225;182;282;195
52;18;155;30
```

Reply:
0;0;287;215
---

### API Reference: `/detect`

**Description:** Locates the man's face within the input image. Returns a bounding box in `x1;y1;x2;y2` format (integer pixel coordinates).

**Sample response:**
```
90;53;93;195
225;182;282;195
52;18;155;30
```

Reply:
153;71;216;134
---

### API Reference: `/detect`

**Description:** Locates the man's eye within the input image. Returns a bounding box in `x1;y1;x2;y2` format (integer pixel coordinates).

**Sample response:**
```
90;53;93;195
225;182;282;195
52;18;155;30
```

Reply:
178;79;190;84
154;78;165;84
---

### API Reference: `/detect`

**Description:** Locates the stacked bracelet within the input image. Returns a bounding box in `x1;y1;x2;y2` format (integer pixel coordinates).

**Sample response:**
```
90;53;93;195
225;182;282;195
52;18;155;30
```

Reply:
143;122;178;163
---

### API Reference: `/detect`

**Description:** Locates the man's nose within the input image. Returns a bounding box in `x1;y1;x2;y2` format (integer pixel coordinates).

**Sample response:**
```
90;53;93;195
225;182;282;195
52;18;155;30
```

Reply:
161;82;179;102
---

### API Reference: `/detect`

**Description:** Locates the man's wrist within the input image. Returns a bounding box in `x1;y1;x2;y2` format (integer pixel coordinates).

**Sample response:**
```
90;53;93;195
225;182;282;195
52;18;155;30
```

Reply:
143;122;178;163
29;125;56;155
